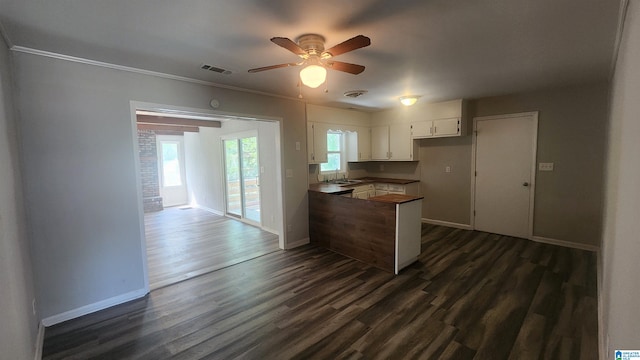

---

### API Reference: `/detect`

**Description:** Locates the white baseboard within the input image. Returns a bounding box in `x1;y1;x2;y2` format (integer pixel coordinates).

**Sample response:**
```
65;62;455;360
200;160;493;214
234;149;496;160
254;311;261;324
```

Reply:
286;237;310;250
261;226;279;236
41;288;148;327
34;322;44;360
530;235;599;252
195;205;224;216
421;218;473;230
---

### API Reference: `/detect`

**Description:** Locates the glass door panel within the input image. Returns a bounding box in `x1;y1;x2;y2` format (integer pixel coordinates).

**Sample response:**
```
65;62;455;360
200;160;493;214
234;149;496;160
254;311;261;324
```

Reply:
241;137;260;223
223;139;242;217
223;135;260;224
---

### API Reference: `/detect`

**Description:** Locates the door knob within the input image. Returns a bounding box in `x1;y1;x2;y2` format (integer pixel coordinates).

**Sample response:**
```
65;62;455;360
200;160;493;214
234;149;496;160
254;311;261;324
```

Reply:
523;182;529;187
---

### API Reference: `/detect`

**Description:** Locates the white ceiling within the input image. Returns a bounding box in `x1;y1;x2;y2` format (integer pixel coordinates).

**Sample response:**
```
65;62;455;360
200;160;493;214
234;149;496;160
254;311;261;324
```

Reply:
0;0;621;110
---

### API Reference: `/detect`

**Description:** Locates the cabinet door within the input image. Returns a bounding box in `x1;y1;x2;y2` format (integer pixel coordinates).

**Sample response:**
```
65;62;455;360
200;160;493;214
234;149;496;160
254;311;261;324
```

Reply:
411;121;433;138
371;125;390;160
389;123;413;160
433;118;461;137
313;122;328;163
357;127;371;161
307;122;316;163
307;122;329;164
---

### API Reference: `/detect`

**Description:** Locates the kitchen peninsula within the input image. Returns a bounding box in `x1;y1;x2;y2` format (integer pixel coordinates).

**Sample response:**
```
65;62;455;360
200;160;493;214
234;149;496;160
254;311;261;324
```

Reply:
308;180;423;274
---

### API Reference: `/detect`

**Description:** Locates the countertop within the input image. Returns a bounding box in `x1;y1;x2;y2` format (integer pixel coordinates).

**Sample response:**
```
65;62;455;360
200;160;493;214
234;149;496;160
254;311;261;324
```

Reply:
355;177;420;185
367;194;424;204
309;177;420;194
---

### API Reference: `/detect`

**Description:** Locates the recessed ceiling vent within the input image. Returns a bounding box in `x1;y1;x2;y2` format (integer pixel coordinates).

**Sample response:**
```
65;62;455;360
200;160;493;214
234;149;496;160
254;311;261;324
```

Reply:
201;64;232;75
343;90;368;98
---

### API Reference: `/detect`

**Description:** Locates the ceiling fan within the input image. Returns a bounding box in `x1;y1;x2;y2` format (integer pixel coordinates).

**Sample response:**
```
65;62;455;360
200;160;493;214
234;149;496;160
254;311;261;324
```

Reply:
248;34;371;88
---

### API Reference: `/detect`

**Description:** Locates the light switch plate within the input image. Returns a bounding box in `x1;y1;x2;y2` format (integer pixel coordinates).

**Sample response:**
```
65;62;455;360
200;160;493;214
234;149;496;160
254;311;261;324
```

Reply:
295;142;300;151
286;169;293;178
539;162;554;171
445;166;451;173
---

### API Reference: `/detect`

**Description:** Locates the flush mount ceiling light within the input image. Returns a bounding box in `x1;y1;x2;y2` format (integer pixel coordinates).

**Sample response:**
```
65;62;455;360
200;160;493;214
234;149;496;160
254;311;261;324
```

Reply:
400;96;420;106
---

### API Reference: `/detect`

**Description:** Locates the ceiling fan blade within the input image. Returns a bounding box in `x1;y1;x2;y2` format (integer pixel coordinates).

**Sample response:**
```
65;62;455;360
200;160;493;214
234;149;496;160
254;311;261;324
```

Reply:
248;63;299;73
271;37;307;57
326;61;365;75
322;35;371;58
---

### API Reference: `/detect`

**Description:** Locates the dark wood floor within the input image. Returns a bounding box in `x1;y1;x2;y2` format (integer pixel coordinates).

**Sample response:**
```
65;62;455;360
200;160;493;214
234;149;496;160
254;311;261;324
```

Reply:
42;224;598;359
145;207;280;289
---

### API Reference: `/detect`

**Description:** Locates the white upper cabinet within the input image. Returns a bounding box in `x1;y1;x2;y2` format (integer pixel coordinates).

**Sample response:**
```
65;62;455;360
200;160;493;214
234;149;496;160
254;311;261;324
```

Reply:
370;123;416;161
307;122;328;164
389;123;414;160
411;117;462;139
306;104;371;164
347;127;371;162
371;125;390;160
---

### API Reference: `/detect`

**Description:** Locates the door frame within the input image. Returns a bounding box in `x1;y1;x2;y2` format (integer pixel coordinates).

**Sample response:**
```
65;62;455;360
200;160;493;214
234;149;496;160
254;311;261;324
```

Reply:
470;111;538;238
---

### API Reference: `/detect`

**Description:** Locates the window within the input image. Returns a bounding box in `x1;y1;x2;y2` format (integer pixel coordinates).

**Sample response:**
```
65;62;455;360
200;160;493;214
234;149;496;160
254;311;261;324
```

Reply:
321;131;344;172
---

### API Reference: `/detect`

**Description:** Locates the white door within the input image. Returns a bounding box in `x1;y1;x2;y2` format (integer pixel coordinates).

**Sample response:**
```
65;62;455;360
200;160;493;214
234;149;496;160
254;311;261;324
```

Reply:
473;112;537;238
157;135;188;207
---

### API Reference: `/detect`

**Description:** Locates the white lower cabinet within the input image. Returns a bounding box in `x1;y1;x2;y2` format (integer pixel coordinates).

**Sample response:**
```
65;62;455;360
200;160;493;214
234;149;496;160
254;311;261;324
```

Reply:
373;182;420;196
352;184;375;199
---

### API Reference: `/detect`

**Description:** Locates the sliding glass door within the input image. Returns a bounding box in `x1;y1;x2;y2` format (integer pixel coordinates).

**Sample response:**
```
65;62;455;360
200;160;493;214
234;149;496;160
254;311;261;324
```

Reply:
223;133;261;224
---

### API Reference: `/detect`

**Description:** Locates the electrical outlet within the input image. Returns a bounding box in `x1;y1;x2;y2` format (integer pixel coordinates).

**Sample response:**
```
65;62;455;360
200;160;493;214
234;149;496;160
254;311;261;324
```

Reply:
287;224;293;232
539;162;554;171
379;164;384;171
286;169;293;178
295;141;300;151
445;166;451;173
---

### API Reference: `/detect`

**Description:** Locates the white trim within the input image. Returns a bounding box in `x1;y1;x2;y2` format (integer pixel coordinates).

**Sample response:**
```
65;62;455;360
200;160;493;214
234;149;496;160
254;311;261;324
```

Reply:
34;322;44;360
471;112;539;238
41;288;148;327
530;235;599;252
10;46;303;104
285;237;310;250
422;218;473;230
261;226;280;236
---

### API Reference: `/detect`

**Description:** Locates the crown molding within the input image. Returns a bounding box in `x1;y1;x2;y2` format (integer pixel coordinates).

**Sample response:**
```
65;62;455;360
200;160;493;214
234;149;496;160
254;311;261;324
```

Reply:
10;45;302;103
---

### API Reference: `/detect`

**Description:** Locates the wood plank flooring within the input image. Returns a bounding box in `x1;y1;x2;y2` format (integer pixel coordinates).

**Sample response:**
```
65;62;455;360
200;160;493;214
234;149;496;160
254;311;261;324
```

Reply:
145;207;279;289
42;224;598;359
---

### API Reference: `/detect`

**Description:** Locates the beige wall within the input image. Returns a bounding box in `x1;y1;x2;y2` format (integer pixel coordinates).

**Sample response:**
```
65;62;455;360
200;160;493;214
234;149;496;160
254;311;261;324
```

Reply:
602;0;640;354
13;50;308;322
417;83;609;246
471;83;609;246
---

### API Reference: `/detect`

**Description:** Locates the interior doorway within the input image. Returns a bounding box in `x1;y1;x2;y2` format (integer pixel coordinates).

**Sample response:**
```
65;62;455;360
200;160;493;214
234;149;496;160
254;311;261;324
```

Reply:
132;103;285;291
156;135;188;207
472;112;538;238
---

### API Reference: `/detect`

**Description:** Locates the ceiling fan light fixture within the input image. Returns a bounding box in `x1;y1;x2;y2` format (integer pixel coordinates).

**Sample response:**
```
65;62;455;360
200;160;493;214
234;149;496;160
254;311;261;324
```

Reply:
400;96;420;106
299;64;327;88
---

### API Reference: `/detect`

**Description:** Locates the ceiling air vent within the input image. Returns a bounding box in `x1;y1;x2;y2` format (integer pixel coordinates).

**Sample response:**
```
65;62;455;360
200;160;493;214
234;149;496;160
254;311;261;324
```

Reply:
201;64;232;75
343;90;368;98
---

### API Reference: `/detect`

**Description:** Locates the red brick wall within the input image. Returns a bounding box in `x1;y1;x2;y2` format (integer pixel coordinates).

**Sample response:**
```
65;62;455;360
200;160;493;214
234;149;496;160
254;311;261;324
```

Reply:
137;129;163;212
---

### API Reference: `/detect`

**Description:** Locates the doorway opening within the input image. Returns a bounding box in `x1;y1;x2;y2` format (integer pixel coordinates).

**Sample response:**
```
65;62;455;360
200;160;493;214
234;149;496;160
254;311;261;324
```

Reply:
132;104;285;291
